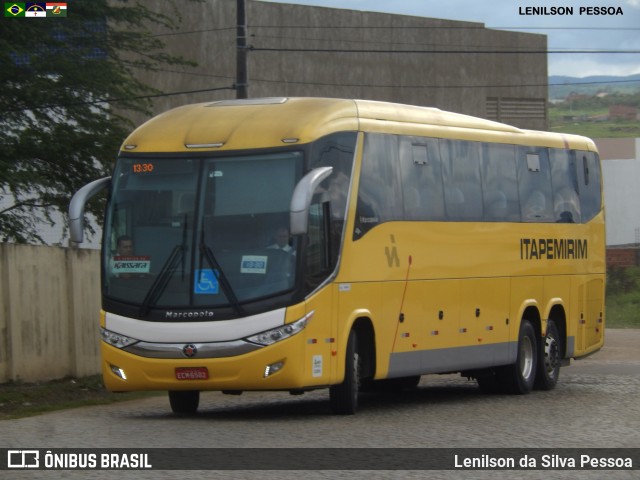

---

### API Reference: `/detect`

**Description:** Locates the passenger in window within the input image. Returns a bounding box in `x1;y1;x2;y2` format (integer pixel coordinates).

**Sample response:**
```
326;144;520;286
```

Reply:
523;190;547;221
116;235;134;256
486;191;508;221
556;211;575;223
112;235;135;278
268;227;294;253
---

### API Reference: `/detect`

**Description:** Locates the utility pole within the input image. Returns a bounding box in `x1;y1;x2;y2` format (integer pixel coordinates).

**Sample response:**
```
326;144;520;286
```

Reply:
236;0;248;99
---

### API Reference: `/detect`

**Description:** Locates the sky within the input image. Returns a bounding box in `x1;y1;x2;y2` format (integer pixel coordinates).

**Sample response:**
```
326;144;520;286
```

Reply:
263;0;640;77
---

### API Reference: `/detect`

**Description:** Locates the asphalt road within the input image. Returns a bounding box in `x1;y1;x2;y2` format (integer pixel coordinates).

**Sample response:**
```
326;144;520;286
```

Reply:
2;329;639;480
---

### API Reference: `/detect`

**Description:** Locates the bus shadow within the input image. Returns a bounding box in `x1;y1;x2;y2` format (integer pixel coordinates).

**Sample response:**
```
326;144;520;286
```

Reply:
154;378;486;421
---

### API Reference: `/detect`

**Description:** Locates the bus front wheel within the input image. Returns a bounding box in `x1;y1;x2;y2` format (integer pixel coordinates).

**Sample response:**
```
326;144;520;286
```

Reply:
168;390;200;414
329;330;361;415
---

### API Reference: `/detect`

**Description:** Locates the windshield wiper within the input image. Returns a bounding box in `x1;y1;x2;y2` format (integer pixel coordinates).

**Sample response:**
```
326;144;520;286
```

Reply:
200;242;246;317
139;214;189;317
139;244;184;317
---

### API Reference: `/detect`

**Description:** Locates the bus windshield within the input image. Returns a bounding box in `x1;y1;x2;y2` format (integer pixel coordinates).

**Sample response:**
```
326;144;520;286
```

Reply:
103;151;304;317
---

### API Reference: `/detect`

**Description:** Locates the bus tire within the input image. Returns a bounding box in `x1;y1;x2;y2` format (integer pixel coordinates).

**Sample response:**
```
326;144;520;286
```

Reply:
535;319;561;390
329;330;360;415
499;319;537;394
168;390;200;414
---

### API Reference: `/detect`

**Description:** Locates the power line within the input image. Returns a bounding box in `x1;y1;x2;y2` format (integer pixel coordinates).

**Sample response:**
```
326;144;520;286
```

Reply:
3;86;236;114
150;27;236;37
249;24;640;31
252;33;637;52
250;46;640;54
251;33;542;51
123;69;640;90
143;24;640;39
4;77;639;114
248;76;640;90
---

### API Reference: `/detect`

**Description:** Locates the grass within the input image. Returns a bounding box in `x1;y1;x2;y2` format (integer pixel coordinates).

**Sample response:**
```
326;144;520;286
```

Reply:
606;266;640;329
549;120;640;138
0;375;159;420
548;96;640;138
549;107;640;138
1;269;638;420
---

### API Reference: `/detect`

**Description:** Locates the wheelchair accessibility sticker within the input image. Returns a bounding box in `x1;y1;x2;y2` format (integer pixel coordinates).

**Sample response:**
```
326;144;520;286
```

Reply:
194;269;219;294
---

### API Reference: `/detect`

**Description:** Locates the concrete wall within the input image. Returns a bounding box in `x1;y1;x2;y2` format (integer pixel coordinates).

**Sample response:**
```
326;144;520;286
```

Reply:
127;0;548;130
599;138;640;247
0;244;101;383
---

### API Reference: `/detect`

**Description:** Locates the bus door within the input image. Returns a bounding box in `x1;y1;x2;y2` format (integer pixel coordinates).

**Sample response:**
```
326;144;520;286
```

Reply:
576;277;605;354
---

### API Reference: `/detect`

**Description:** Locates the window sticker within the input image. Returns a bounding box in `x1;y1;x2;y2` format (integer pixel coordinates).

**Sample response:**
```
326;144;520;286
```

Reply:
241;255;268;274
194;269;219;294
112;256;151;274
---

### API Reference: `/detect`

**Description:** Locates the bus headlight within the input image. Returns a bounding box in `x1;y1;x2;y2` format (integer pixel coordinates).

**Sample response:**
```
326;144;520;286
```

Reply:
246;311;314;346
100;327;139;349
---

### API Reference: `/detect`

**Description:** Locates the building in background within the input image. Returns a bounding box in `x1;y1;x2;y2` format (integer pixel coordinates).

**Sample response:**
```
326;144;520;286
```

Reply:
599;137;640;266
4;0;549;247
130;0;548;130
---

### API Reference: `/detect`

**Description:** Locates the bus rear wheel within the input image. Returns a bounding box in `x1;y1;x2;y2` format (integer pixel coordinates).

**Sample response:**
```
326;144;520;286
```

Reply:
535;320;561;390
498;319;537;394
329;330;361;415
169;390;200;414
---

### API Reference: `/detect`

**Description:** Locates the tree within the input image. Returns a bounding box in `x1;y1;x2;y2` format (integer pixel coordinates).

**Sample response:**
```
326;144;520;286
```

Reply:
0;0;195;243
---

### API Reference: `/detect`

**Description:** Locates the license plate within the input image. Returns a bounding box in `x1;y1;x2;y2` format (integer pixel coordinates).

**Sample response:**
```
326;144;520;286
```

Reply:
175;367;209;380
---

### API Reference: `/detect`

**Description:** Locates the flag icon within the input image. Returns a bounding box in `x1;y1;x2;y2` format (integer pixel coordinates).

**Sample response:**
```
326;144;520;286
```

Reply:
46;2;66;16
24;2;46;16
4;2;25;16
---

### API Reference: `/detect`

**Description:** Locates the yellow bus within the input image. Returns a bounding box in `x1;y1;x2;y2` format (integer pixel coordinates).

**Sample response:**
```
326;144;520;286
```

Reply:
69;98;605;414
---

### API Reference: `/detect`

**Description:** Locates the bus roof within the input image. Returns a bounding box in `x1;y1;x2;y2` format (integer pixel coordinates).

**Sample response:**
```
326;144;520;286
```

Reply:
120;97;597;153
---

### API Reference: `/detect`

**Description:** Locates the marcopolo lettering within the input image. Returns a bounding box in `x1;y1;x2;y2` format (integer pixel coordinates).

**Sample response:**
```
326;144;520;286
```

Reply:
520;238;588;260
164;310;215;319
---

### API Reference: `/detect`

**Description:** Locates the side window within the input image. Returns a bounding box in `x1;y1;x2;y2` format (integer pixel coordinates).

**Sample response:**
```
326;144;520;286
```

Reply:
354;133;402;239
577;151;602;222
309;132;357;266
550;148;581;223
481;143;520;221
439;139;483;221
399;137;444;221
517;147;554;222
305;201;331;292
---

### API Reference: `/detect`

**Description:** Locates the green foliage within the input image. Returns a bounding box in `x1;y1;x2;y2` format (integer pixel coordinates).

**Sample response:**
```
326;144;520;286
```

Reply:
607;266;640;295
556;92;640;111
606;266;640;328
0;375;158;420
549;91;640;138
0;0;195;243
548;91;640;138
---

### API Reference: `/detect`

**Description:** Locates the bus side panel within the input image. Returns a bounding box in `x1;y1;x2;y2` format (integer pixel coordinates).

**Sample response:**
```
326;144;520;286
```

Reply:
335;281;383;381
383;279;462;377
381;277;516;377
302;286;337;386
510;275;544;351
585;276;605;351
571;274;605;357
458;278;511;364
